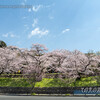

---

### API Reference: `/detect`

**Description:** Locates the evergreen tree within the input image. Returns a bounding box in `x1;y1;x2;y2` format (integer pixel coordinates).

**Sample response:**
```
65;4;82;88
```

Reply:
0;40;7;48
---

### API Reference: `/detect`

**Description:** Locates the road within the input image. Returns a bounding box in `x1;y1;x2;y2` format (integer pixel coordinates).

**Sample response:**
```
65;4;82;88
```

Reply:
0;96;100;100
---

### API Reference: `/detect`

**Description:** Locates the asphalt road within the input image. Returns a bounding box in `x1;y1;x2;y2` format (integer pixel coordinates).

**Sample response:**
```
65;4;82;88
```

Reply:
0;96;100;100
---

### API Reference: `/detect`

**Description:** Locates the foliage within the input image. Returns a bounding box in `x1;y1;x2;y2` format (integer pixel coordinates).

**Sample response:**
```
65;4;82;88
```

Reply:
65;94;71;96
31;93;36;95
0;76;99;87
0;77;30;87
0;40;7;48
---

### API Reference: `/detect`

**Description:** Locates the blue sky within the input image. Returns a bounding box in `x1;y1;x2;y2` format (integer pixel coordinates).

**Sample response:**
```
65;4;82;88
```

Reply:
0;0;100;52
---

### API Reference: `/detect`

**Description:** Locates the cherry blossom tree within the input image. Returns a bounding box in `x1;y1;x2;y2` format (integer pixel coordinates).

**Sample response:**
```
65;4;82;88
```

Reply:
0;46;21;75
61;50;100;86
0;44;48;89
42;50;69;73
42;49;100;86
17;43;48;90
73;50;100;80
42;50;77;85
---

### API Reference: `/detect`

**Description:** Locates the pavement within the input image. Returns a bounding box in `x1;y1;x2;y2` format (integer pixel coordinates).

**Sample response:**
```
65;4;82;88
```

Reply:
0;95;100;100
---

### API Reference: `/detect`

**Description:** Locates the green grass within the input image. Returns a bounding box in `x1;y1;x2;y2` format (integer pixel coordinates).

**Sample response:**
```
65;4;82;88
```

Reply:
71;76;98;87
35;78;72;87
0;76;100;87
0;77;31;87
35;76;100;87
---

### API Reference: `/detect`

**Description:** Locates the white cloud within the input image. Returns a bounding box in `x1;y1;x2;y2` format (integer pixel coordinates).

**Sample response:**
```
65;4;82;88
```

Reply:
62;28;70;33
2;32;18;38
2;33;8;37
28;4;55;13
28;5;42;12
32;18;38;27
28;27;49;38
28;8;31;12
10;34;15;38
32;5;42;12
28;3;43;13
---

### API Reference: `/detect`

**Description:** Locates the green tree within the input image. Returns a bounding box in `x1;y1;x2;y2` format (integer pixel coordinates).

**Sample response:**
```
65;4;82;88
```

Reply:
0;40;7;48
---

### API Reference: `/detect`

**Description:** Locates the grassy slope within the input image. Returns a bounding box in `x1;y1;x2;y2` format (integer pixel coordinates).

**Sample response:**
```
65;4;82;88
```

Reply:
35;77;98;87
0;76;100;87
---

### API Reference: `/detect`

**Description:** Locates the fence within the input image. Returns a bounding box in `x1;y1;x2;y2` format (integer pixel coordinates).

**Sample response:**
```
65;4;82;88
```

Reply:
0;87;100;95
